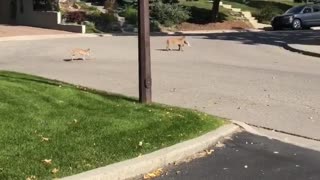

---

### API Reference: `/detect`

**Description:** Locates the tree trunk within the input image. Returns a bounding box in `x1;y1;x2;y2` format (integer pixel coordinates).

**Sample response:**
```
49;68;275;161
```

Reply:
211;0;221;22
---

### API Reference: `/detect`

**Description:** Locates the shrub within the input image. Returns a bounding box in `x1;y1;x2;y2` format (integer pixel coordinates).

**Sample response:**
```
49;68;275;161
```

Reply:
65;11;86;24
86;12;118;32
150;20;161;32
121;6;138;25
256;5;282;24
151;1;190;27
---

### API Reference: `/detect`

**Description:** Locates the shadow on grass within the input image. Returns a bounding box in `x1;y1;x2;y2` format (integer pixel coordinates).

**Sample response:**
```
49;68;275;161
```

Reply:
0;71;138;103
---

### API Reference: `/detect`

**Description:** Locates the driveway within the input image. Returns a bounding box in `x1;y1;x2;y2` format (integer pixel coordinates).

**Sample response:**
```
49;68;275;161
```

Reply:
0;25;71;37
0;31;319;139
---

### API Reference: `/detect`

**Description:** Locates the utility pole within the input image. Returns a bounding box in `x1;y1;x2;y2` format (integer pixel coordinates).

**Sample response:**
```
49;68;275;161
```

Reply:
138;0;152;103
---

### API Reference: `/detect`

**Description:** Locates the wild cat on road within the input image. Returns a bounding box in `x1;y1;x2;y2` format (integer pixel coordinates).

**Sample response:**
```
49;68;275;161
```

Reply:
166;36;191;51
71;48;91;61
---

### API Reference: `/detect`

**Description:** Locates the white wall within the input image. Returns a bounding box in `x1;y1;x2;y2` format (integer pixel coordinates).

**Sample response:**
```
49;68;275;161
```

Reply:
14;0;84;33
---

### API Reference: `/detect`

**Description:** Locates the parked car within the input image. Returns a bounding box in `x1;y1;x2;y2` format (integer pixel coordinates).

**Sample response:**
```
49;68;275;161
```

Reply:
271;4;320;30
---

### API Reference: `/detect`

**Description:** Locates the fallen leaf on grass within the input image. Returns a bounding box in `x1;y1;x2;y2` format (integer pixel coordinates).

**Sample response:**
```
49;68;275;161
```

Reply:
51;168;59;174
42;159;52;166
143;168;163;179
26;175;37;180
41;137;49;142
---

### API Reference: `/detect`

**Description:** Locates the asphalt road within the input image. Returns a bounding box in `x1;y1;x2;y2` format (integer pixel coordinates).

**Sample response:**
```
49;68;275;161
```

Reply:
0;31;319;138
154;132;320;180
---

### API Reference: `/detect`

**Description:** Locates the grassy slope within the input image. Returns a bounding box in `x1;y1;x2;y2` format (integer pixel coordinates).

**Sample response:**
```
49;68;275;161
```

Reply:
0;71;224;179
181;0;235;23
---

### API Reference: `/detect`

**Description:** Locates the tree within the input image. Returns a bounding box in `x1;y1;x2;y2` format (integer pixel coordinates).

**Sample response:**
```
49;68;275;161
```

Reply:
211;0;221;22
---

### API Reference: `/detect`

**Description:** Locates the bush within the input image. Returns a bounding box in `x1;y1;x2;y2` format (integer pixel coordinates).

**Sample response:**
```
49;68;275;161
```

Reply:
150;20;161;32
256;5;282;24
65;11;86;24
151;1;190;27
121;6;138;25
86;12;118;32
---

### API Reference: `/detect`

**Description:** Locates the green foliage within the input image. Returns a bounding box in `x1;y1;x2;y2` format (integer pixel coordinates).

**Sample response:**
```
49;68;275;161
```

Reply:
86;12;118;32
150;20;161;31
255;5;282;24
121;6;138;25
151;1;190;27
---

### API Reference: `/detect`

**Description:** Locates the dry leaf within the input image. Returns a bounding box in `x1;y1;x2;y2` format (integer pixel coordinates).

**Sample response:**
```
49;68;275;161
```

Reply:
143;168;163;179
41;137;49;142
42;159;52;165
215;141;225;148
73;119;78;123
51;168;59;174
26;175;37;180
205;149;214;155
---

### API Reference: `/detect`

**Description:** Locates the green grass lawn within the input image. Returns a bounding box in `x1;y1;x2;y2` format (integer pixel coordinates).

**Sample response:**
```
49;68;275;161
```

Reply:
0;71;225;179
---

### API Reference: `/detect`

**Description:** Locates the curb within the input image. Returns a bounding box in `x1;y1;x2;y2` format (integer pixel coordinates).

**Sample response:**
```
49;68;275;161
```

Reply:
62;124;239;180
283;43;320;58
232;120;320;152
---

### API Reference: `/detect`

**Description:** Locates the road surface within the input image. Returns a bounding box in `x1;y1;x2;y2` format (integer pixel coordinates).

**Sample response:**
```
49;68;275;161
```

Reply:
155;132;320;180
0;31;319;139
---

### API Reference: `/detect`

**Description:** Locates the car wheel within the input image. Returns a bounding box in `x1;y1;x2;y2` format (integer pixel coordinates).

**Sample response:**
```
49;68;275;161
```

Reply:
292;19;302;30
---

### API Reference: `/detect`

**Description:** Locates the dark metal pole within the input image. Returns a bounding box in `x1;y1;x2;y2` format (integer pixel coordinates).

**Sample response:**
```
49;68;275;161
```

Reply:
138;0;152;103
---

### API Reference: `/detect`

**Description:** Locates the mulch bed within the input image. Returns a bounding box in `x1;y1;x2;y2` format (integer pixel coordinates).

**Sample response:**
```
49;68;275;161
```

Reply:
175;21;254;31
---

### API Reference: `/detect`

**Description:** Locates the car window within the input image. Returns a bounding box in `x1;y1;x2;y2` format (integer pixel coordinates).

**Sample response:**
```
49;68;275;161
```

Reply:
303;7;312;13
285;6;304;14
313;6;320;12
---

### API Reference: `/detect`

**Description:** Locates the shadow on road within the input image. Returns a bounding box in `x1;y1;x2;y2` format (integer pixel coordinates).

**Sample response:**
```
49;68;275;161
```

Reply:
194;30;320;57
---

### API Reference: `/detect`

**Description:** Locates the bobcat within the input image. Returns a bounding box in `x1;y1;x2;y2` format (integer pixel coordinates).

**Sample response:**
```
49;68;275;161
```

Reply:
71;48;91;61
166;36;191;51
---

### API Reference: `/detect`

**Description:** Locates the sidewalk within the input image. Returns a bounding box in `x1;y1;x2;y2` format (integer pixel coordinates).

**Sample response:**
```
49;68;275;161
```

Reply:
285;44;320;58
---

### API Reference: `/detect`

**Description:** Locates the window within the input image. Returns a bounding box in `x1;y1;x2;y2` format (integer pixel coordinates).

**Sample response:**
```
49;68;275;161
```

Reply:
303;7;312;14
313;6;320;12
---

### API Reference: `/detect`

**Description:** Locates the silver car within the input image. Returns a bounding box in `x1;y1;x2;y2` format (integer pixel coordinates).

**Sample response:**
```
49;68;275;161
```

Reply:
271;4;320;30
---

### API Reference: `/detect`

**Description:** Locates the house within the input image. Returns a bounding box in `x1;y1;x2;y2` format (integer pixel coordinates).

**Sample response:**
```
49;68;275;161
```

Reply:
0;0;85;33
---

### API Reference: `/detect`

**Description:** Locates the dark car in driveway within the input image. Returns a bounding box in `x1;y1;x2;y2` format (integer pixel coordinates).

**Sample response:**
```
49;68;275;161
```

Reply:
271;4;320;30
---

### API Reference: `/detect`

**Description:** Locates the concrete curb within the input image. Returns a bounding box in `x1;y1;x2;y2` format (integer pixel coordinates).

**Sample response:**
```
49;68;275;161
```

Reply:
62;124;239;180
232;120;320;152
283;43;320;58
